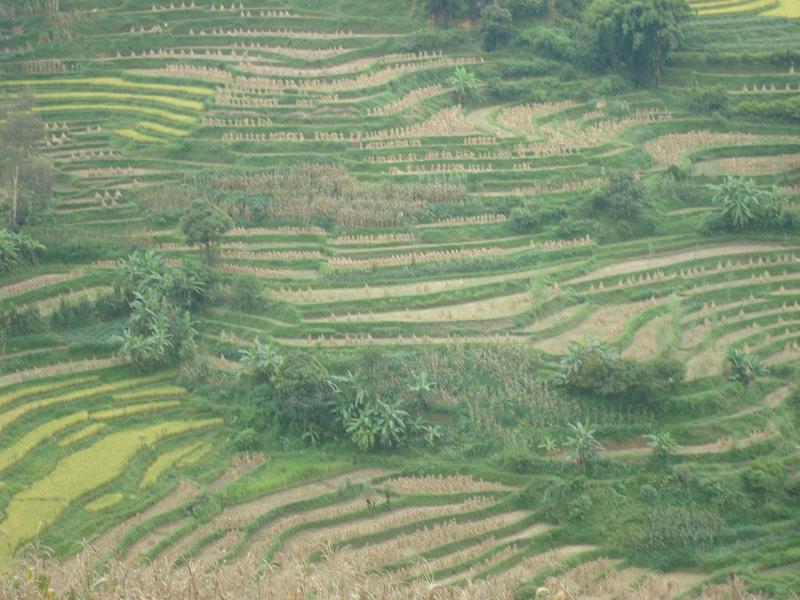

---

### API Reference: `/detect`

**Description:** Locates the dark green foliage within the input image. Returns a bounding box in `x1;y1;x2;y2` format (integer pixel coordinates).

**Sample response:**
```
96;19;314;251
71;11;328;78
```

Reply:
510;205;537;231
741;458;786;498
736;95;800;122
272;350;333;429
518;27;577;61
559;337;684;408
506;0;550;18
727;348;767;385
587;0;692;86
425;0;482;21
638;507;723;550
591;171;646;220
228;278;265;312
557;217;595;239
0;305;45;337
686;87;730;115
589;171;661;238
552;0;590;18
232;428;262;452
479;4;514;51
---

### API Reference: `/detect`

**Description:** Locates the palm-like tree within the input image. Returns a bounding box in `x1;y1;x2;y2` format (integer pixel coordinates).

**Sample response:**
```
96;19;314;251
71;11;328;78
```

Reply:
644;432;678;459
709;176;773;230
408;371;435;409
727;348;766;385
0;229;45;273
328;370;369;426
564;421;603;466
346;406;380;452
239;337;282;382
120;249;164;290
447;66;480;105
115;328;172;373
374;398;409;448
559;335;618;386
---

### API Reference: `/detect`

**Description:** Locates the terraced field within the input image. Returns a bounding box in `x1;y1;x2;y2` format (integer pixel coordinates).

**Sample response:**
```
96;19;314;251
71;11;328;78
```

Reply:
1;0;799;597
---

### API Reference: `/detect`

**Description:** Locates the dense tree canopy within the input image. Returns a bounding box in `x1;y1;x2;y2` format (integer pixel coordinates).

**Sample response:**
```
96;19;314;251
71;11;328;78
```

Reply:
180;200;234;264
587;0;692;86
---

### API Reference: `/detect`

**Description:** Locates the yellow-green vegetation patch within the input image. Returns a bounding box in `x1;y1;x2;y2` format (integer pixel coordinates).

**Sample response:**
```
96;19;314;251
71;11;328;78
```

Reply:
762;0;800;15
0;412;88;473
0;77;214;96
139;441;205;488
697;0;775;13
84;492;123;513
0;375;99;409
91;400;181;420
113;385;186;402
33;92;203;111
138;121;190;137
177;442;212;467
114;128;168;144
0;372;174;433
0;418;222;567
32;104;197;124
58;422;106;448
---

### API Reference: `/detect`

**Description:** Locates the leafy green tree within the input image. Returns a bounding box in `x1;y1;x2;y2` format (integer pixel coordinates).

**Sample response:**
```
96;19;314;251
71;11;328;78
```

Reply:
447;66;480;105
479;4;514;51
591;171;647;220
0;95;56;226
709;176;774;231
587;0;692;86
644;432;678;460
510;205;537;232
564;420;603;466
180;200;234;264
727;348;767;385
425;0;481;21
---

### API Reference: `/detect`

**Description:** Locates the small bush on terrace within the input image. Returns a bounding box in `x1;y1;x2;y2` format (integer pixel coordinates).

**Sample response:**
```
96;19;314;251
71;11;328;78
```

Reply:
685;87;730;115
558;336;685;408
703;176;799;233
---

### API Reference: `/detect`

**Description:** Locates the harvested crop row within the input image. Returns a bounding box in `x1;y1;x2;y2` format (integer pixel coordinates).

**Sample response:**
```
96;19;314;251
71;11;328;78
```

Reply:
275;496;494;563
333;511;532;571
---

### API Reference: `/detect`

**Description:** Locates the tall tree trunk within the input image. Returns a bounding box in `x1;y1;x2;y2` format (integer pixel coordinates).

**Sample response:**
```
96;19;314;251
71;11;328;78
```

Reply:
11;165;19;227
